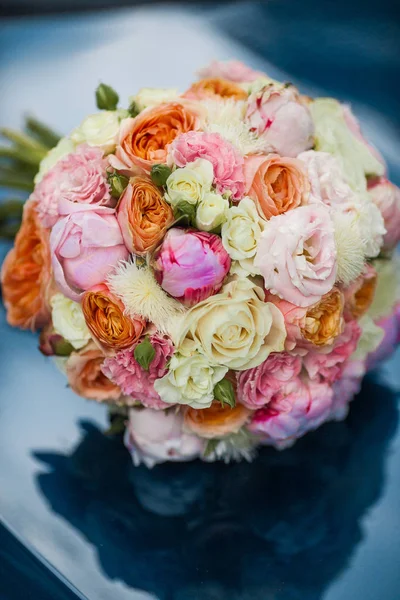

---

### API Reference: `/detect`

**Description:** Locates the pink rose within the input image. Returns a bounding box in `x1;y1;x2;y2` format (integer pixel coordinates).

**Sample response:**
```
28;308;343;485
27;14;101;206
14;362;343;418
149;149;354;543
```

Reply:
303;319;362;384
153;228;231;306
367;304;400;369
255;205;337;307
246;84;314;157
265;294;307;353
368;177;400;250
34;144;114;228
50;204;129;301
124;408;204;468
331;359;366;421
248;377;334;448
102;333;175;410
168;131;245;200
237;352;302;409
198;60;263;83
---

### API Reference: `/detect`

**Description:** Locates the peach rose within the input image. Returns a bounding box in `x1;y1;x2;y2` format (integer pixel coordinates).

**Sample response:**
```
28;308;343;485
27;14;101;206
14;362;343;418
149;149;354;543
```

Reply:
184;77;248;101
82;283;145;351
184;401;252;439
343;264;377;320
301;288;344;346
66;341;122;401
1;199;51;330
111;101;205;173
244;154;309;219
117;177;173;254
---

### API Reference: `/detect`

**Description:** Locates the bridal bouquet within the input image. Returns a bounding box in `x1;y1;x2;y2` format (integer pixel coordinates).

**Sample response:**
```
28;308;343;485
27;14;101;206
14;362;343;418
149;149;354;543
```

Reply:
2;60;400;466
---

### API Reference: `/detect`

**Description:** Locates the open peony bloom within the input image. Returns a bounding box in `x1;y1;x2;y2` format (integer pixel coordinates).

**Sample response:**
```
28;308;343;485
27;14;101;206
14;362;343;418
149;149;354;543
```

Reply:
153;228;231;306
1;199;52;330
168;130;245;200
245;84;314;157
368;177;400;251
255;205;337;308
50;203;128;301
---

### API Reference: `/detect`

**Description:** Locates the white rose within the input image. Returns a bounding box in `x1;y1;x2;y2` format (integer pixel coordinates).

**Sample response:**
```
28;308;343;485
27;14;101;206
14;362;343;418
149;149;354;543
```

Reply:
195;192;229;231
174;278;286;371
165;159;214;207
71;110;124;154
130;87;179;111
51;293;91;350
221;196;265;275
154;353;228;409
352;315;384;361
34;137;75;184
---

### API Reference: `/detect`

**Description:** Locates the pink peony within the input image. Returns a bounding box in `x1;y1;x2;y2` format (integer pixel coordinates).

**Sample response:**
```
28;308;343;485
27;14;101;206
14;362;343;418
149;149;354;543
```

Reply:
255;205;337;307
303;319;362;384
124;408;204;468
368;177;400;250
102;333;174;410
248;377;334;448
237;352;302;409
198;60;263;83
367;304;400;369
342;104;386;172
331;359;366;421
246;85;314;157
50;203;128;301
34;144;114;228
168;131;245;200
153;228;231;306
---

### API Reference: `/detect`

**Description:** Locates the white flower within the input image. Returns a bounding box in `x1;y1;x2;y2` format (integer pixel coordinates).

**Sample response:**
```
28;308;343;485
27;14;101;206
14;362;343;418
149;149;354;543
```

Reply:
71;110;124;154
165;159;214;207
368;256;400;321
352;199;386;258
221;197;265;276
195;191;229;231
50;293;91;349
241;75;281;95
130;87;179;111
352;315;384;361
34;137;75;184
332;210;366;285
154;353;228;409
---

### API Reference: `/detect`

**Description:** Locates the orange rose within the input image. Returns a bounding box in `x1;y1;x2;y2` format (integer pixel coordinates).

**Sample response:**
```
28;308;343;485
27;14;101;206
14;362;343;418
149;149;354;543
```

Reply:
244;154;309;219
184;401;252;439
301;288;344;346
66;341;121;401
1;199;51;330
117;177;173;254
82;284;145;351
185;77;248;101
343;265;377;320
113;101;205;173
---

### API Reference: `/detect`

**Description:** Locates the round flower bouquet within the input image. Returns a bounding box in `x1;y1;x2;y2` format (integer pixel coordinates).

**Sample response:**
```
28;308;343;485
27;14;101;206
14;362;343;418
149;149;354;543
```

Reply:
2;60;400;467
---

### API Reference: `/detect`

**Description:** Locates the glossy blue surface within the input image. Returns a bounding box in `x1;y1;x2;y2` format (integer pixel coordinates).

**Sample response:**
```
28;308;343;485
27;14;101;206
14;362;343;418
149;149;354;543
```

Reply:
0;5;400;600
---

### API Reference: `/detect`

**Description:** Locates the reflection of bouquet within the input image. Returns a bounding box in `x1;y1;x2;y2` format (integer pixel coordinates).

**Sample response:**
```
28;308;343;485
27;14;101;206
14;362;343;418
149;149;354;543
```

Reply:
2;60;400;466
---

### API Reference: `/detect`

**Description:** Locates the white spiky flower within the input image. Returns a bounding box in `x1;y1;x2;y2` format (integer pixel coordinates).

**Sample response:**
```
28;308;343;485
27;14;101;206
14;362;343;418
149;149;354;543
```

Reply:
107;260;185;335
332;209;366;286
202;99;266;155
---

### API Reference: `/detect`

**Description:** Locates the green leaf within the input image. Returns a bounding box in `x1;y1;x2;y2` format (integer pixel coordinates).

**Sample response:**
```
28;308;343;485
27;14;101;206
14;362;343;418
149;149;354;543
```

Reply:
127;100;141;118
107;171;129;199
0;145;46;166
104;414;127;436
173;201;197;227
214;378;236;408
25;115;61;149
134;337;156;371
96;83;119;111
0;127;48;153
203;438;220;458
150;163;172;187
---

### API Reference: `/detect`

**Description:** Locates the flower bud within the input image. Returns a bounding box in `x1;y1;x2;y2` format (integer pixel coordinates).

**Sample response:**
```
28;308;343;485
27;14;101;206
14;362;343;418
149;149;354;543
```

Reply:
108;171;129;199
150;164;172;187
39;326;74;357
95;83;119;111
134;337;156;371
214;378;236;408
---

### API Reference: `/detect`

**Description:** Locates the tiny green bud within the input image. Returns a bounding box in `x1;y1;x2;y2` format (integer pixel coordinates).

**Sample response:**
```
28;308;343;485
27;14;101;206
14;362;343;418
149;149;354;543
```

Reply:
127;100;141;118
108;171;129;199
150;164;172;187
173;201;197;227
95;83;119;111
53;338;75;357
214;378;236;408
134;337;156;371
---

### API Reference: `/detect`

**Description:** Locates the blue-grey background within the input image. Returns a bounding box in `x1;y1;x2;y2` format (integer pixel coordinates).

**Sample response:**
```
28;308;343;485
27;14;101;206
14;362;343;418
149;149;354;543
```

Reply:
0;3;399;599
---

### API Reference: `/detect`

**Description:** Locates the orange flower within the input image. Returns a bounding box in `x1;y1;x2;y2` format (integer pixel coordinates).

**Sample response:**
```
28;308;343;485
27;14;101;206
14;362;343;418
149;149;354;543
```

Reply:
185;77;248;101
1;199;51;330
114;101;205;173
244;154;309;219
117;177;173;254
184;401;252;439
82;284;145;350
301;288;344;346
343;265;377;319
66;341;122;402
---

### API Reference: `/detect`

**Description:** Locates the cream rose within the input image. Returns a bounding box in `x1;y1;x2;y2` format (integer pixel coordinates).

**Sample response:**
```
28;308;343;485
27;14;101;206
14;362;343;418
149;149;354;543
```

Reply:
34;137;75;184
174;278;286;370
154;352;228;409
195;192;229;231
130;87;179;111
51;293;91;350
221;196;265;275
71;110;124;154
165;159;214;207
